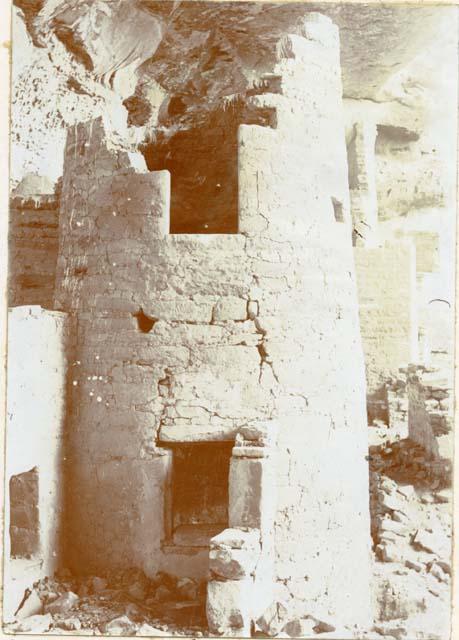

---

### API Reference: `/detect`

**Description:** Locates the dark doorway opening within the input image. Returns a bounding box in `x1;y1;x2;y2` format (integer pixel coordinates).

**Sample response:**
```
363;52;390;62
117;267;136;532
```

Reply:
164;442;233;548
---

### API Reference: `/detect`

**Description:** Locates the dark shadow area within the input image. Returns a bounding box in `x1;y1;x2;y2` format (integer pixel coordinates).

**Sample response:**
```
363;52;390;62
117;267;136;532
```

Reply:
369;438;452;490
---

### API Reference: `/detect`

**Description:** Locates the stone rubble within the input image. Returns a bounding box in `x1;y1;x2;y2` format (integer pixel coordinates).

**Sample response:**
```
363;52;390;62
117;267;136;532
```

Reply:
4;570;208;636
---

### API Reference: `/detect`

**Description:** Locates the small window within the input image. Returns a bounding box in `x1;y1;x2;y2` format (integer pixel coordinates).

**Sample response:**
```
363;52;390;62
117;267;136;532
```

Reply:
9;468;39;559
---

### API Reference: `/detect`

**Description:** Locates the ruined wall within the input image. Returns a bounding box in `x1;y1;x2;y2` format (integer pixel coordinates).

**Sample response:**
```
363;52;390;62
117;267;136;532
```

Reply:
375;127;446;221
355;243;418;395
347;120;378;246
8;193;59;308
3;306;69;621
55;13;372;631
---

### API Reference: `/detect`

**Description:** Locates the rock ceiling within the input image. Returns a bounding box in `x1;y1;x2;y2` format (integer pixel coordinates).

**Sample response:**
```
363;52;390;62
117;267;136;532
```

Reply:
15;0;450;102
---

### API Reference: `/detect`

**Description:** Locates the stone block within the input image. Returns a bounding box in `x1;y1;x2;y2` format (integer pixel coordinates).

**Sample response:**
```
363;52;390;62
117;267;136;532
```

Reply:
206;578;253;636
247;300;259;319
137;623;171;636
239;422;277;445
411;529;450;558
127;581;146;600
103;615;137;635
11;613;53;633
378;516;408;536
229;457;263;528
375;542;405;564
298;13;338;47
16;589;43;619
397;485;417;500
210;527;261;551
45;591;79;615
209;546;258;580
256;601;289;637
381;492;405;514
176;577;198;601
92;576;107;593
59;617;82;631
212;297;248;322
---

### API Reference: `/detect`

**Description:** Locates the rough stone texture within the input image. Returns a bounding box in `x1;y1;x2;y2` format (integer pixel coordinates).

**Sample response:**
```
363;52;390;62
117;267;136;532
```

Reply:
15;588;43;620
368;437;452;640
209;527;260;581
44;591;79;615
375;128;446;221
354;243;418;395
53;15;372;629
347;120;378;247
8;183;60;308
3;306;69;621
256;600;289;637
8;613;54;634
206;579;253;637
405;367;453;466
9;468;39;559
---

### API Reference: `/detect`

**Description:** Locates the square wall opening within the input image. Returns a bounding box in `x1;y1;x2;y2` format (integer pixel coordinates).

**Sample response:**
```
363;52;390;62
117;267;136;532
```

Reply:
143;121;239;234
164;442;233;548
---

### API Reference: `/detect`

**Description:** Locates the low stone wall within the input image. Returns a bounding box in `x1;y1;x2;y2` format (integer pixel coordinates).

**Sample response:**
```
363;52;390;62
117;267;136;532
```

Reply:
3;306;69;621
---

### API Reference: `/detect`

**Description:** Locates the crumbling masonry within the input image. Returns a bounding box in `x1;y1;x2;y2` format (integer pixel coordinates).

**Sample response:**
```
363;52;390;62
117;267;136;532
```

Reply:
54;14;371;633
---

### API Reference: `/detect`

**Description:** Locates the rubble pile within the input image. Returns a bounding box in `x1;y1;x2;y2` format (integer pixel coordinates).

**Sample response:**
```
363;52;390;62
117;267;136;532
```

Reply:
386;378;409;439
412;368;454;439
6;569;207;636
369;439;451;489
366;359;453;639
368;363;453;488
368;465;452;639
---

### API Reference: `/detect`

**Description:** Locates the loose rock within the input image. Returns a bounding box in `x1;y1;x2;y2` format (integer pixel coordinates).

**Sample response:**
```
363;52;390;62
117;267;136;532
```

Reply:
45;591;79;614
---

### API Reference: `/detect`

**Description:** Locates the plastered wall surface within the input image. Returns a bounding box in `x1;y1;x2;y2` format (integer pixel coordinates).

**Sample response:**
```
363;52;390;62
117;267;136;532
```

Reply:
53;14;372;630
3;306;69;621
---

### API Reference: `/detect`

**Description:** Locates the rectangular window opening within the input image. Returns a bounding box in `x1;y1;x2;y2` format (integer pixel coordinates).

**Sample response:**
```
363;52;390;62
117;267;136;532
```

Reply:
163;442;233;549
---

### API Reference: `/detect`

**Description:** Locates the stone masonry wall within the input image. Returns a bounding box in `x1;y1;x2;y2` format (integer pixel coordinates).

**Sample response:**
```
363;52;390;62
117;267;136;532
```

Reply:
54;13;372;631
355;243;418;395
3;306;69;621
8;194;59;308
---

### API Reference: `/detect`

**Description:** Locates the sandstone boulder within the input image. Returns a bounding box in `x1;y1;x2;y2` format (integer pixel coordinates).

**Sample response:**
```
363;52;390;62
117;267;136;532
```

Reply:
104;615;137;636
16;589;43;619
256;601;289;637
11;613;53;633
45;591;79;614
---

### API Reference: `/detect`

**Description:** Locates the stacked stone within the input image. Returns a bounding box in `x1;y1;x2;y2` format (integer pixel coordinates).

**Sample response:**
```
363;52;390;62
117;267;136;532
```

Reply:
54;11;372;633
369;439;451;489
207;423;277;636
404;365;453;470
387;377;409;437
420;381;453;438
368;472;452;639
8;191;59;308
9;468;39;559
